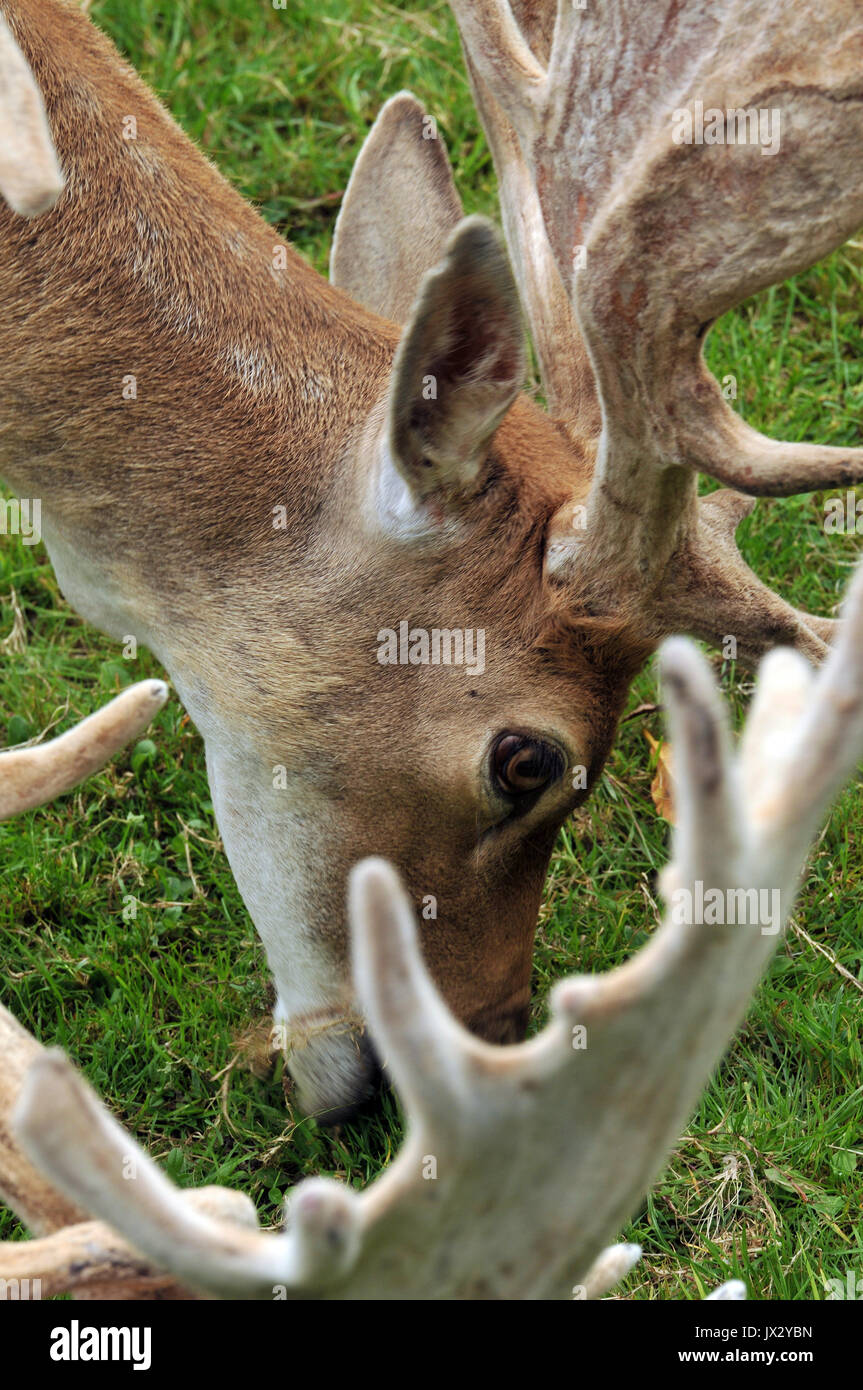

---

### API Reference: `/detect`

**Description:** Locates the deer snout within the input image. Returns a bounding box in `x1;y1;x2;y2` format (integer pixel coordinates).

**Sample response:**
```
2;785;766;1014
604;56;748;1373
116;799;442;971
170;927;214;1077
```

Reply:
278;1010;380;1123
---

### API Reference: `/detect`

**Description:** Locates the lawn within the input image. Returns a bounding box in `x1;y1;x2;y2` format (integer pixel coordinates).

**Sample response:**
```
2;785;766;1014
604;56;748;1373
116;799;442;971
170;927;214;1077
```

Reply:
1;0;861;1299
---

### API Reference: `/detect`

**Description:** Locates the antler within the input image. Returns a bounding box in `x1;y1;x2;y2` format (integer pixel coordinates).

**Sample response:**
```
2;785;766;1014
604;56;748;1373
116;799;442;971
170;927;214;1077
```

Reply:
448;0;863;660
0;996;256;1301
0;679;195;1299
0;7;63;216
0;679;168;818
450;2;600;440
6;559;863;1299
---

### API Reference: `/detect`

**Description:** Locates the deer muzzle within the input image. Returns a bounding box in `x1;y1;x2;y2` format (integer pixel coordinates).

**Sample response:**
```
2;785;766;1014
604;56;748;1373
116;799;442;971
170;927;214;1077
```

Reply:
274;1006;380;1122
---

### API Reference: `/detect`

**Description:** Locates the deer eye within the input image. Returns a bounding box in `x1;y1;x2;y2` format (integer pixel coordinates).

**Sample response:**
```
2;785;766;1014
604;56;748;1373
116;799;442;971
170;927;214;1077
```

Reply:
492;734;563;798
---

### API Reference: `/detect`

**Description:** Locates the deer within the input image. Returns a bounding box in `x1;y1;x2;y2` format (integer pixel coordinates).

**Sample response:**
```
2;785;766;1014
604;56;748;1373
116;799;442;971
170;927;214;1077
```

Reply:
2;0;863;1123
2;559;863;1298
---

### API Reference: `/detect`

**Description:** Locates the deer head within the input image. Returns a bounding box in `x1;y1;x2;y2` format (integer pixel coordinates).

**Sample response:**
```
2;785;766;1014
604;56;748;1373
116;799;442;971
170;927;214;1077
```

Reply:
1;0;862;1120
3;558;863;1299
261;0;863;1115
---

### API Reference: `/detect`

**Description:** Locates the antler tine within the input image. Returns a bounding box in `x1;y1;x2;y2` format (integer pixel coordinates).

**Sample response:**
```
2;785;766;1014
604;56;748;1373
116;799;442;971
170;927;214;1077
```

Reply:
649;489;838;670
0;9;63;217
349;858;473;1129
0;1002;87;1238
580;1242;642;1300
707;1280;747;1301
0;679;168;819
12;556;863;1299
462;56;601;439
448;1;601;438
448;0;546;122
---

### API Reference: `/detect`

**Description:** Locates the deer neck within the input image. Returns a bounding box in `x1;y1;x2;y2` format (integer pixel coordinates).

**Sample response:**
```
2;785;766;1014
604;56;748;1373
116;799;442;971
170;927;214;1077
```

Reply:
0;1;397;734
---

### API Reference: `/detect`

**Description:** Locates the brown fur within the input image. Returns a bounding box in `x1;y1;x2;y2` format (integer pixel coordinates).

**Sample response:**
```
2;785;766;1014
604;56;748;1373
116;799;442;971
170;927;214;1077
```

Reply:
0;1;655;1104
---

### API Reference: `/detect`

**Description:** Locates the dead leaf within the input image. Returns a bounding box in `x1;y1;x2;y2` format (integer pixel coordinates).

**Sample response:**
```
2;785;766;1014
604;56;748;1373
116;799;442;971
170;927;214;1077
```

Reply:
644;729;675;823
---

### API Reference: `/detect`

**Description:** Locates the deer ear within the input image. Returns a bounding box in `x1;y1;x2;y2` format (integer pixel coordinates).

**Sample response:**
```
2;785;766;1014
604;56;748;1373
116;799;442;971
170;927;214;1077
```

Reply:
330;92;463;324
386;216;525;507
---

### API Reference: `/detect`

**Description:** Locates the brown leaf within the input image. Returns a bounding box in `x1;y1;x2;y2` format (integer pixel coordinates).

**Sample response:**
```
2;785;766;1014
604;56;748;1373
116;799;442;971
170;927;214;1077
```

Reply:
644;729;675;824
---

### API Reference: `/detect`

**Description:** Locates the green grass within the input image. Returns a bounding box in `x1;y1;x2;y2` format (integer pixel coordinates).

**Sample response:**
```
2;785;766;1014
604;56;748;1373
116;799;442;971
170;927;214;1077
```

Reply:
2;0;862;1299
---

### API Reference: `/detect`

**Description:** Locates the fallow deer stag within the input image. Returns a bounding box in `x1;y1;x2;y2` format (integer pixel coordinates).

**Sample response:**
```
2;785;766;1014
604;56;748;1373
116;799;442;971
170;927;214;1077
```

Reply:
3;564;863;1298
2;0;863;1119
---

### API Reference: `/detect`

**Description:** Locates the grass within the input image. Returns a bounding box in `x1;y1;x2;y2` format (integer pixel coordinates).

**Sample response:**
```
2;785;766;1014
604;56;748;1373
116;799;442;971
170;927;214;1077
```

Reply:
2;0;862;1299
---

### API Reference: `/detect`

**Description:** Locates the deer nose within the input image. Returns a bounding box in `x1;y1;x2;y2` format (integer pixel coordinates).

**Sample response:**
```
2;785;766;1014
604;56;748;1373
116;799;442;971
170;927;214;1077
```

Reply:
280;1013;381;1123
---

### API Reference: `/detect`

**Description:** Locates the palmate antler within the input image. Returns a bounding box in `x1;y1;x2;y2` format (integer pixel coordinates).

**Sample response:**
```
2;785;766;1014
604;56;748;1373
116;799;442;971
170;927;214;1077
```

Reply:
337;1;863;668
3;562;863;1299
